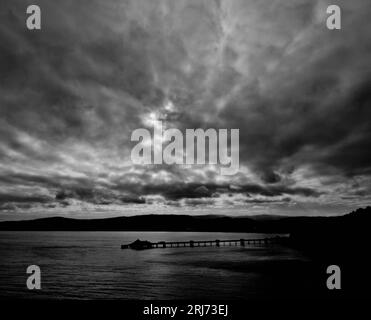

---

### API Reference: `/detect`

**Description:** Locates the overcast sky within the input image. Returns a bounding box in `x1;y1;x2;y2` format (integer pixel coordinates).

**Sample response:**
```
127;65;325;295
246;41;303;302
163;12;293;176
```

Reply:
0;0;370;220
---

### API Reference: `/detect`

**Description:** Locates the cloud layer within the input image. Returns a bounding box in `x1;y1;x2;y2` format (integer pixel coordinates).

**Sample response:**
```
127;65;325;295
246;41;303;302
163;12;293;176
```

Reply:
1;0;371;219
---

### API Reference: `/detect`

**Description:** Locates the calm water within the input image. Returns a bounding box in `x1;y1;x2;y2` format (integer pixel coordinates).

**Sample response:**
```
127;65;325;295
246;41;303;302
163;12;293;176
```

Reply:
0;231;320;299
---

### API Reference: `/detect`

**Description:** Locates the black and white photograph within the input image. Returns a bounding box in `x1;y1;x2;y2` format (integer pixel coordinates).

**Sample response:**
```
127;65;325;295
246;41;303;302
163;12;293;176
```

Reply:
0;0;370;315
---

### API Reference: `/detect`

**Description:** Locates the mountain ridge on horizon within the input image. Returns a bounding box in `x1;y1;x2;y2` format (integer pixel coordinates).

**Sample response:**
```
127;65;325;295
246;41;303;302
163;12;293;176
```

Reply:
0;206;369;232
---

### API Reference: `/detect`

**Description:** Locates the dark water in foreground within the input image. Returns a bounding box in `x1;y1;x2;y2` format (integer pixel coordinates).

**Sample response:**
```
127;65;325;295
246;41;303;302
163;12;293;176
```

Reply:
0;231;322;299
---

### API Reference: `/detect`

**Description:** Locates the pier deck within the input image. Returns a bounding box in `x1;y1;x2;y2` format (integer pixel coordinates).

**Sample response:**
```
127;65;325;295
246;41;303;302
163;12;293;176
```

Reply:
121;236;287;250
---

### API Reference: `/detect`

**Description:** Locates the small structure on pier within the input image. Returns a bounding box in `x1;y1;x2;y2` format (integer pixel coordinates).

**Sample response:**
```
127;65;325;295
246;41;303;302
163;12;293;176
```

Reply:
121;236;287;250
121;239;153;250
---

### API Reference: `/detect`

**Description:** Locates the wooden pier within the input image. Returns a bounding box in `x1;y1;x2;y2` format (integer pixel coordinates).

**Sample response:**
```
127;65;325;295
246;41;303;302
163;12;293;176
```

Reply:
121;236;286;250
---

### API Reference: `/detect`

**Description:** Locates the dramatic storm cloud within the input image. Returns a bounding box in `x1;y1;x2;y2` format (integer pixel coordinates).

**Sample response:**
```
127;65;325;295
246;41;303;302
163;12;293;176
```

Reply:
0;0;370;220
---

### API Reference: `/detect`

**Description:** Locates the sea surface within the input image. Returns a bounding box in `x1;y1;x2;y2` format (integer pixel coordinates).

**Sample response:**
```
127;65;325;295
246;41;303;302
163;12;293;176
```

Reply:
0;231;322;299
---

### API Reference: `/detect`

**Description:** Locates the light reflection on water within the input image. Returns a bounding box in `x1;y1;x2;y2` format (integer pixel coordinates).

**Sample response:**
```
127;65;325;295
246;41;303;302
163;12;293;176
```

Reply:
0;231;317;299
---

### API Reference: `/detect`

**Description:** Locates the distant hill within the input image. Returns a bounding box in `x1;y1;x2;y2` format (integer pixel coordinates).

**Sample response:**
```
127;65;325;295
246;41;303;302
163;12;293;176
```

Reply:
0;207;370;233
0;215;259;232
